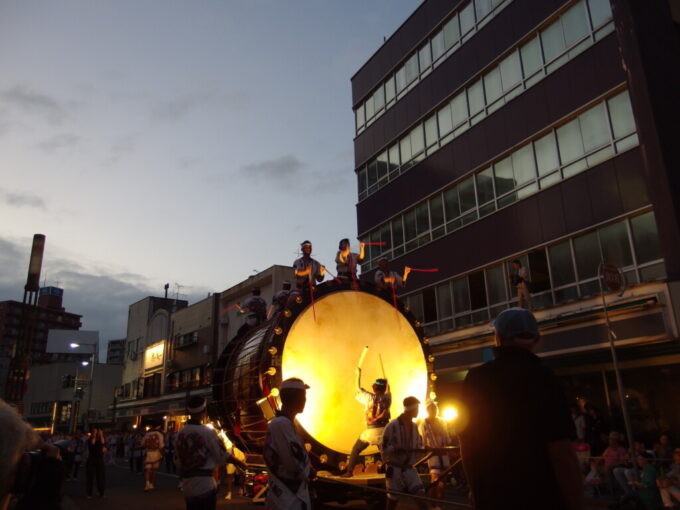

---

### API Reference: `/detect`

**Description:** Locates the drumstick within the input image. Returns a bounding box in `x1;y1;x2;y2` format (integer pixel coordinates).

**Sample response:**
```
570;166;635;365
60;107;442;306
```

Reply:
357;346;369;368
379;353;386;380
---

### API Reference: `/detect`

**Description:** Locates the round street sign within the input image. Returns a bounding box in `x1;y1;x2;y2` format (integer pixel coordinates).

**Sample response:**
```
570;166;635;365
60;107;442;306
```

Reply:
600;263;623;292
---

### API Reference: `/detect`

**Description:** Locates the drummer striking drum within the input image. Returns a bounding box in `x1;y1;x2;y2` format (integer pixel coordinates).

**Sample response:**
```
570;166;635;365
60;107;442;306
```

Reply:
342;364;391;477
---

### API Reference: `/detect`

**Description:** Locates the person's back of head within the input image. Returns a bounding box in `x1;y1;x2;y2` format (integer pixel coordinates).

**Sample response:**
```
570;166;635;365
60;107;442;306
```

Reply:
280;378;309;413
187;396;207;422
492;307;540;349
0;400;37;504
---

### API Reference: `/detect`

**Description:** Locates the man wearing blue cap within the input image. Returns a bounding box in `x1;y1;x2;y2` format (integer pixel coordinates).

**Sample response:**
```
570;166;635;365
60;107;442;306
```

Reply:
459;308;584;510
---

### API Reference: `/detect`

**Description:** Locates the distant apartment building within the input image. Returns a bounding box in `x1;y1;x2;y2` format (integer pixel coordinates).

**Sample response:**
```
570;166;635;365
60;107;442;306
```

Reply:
106;339;125;364
352;0;680;434
1;287;82;400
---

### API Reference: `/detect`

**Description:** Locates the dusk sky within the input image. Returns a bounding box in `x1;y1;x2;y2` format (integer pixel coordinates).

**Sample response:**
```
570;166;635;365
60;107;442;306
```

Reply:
0;0;421;344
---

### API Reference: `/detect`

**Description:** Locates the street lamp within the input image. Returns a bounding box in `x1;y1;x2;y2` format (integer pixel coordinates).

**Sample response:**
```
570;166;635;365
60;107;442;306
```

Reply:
69;343;97;430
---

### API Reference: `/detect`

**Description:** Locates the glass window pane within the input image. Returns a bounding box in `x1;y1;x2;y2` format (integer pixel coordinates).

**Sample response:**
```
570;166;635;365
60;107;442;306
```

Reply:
385;76;396;103
459;3;475;36
573;230;601;279
355;104;365;129
437;103;454;136
520;37;542;77
475;0;492;20
599;221;633;267
486;264;507;304
469;271;488;310
388;143;400;171
534;133;559;176
367;160;378;188
528;249;551;293
494;156;515;195
444;187;460;220
484;67;502;104
377;151;389;180
588;0;613;29
365;95;375;119
512;144;537;185
432;30;446;62
443;15;460;49
357;168;367;195
608;91;636;139
467;80;485;115
425;115;438;147
403;210;417;241
500;51;522;91
451;91;468;127
562;2;589;47
476;167;495;204
409;293;424;322
453;277;470;312
419;43;432;72
415;203;429;234
392;217;404;247
549;241;576;287
631;212;663;264
541;20;566;62
458;177;477;212
579;103;609;152
400;136;412;163
557;118;585;164
395;66;407;93
373;85;385;112
410;125;425;156
405;54;419;85
423;288;437;323
437;283;453;318
430;195;444;228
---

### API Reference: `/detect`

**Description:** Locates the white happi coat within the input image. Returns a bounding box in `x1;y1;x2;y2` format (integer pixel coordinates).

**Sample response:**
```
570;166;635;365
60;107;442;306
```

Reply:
382;415;423;468
264;414;311;510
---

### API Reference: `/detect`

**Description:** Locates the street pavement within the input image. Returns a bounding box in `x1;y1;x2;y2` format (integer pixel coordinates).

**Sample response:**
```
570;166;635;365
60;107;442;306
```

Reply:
56;461;611;510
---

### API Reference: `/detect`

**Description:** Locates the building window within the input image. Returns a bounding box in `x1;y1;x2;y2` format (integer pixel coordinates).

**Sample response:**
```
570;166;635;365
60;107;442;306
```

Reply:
400;211;665;335
356;0;615;201
360;90;637;271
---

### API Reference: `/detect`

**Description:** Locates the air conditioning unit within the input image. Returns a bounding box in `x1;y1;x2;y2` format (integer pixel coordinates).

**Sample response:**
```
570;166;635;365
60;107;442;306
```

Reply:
203;345;211;355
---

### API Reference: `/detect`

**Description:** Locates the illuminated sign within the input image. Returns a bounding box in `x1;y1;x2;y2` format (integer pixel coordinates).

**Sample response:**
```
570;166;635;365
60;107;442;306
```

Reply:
144;342;165;370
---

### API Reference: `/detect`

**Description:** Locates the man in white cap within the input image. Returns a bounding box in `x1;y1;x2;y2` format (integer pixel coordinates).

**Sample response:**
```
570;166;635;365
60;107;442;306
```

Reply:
174;396;246;510
293;241;325;291
381;396;428;510
263;378;313;510
374;258;410;293
459;308;583;510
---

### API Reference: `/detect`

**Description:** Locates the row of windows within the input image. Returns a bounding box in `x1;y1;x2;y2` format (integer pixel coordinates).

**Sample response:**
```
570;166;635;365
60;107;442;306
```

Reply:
166;366;206;392
175;331;198;348
401;211;665;337
357;0;614;201
359;90;638;271
355;0;512;134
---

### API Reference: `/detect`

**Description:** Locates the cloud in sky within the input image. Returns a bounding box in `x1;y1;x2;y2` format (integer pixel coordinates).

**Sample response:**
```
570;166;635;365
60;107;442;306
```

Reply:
0;236;209;356
0;86;72;125
0;189;47;210
38;133;80;152
150;90;249;122
241;154;305;181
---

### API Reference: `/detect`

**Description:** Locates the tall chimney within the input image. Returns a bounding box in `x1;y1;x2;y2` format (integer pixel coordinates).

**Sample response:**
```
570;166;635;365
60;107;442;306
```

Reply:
24;234;45;305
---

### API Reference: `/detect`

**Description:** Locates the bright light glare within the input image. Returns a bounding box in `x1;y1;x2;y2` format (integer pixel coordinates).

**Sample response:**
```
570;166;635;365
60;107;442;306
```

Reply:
442;406;459;421
70;343;80;348
81;361;89;366
282;291;428;455
205;423;214;429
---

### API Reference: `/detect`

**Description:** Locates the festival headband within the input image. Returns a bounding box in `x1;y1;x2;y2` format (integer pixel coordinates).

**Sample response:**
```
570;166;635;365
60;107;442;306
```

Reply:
281;379;310;391
187;400;207;414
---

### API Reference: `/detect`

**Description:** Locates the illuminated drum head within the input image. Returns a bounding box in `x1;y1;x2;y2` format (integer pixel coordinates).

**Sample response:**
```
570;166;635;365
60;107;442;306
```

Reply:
282;290;428;455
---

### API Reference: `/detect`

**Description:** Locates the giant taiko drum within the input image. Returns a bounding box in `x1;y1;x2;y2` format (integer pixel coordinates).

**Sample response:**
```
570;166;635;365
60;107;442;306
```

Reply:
210;280;435;468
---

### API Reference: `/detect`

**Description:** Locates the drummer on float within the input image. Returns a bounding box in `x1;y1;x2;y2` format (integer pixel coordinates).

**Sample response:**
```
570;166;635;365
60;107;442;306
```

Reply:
293;240;325;291
342;346;391;477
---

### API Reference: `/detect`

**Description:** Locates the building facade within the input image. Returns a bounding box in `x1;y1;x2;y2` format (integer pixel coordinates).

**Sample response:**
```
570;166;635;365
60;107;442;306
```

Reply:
352;0;680;436
106;339;125;364
115;296;187;428
1;287;82;400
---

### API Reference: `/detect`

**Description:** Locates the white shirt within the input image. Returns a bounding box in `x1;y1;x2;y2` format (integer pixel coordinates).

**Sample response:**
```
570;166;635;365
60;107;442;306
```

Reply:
175;423;229;498
382;415;423;468
264;414;311;510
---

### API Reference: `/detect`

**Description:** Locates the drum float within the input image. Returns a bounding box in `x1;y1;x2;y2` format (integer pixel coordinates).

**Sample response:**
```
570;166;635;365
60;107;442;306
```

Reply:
210;280;435;469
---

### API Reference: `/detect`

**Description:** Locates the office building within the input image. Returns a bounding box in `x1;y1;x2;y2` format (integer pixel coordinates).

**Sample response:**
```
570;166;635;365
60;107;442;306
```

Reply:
352;0;680;434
